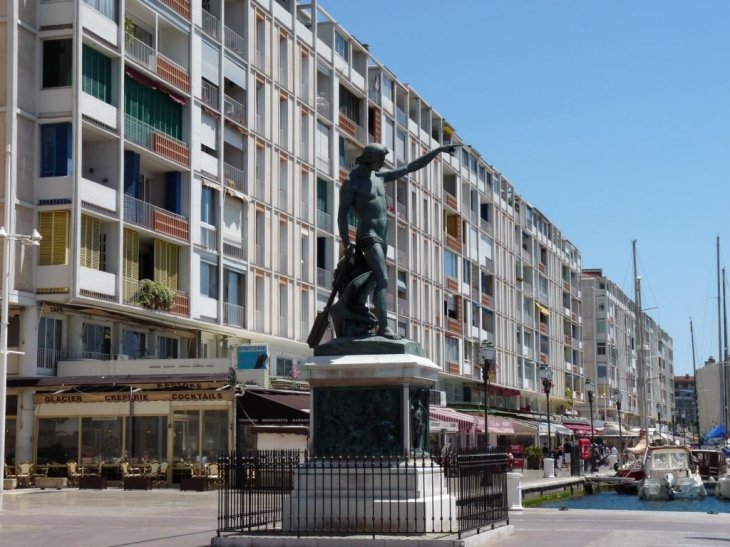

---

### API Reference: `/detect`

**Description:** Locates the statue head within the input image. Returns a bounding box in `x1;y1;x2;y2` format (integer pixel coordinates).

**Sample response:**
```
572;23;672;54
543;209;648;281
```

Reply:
356;144;389;166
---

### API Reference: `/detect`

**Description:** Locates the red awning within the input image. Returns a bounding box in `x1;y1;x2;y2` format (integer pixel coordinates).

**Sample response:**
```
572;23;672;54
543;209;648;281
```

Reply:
429;407;476;433
487;384;521;397
563;423;599;435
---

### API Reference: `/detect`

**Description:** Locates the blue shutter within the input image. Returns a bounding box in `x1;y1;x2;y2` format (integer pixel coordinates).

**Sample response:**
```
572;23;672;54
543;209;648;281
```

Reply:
57;123;72;176
40;125;55;177
164;171;182;214
123;150;140;197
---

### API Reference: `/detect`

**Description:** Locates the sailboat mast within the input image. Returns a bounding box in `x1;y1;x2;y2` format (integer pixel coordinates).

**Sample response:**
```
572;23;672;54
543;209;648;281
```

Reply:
717;237;725;429
633;240;648;436
691;318;699;441
725;269;730;432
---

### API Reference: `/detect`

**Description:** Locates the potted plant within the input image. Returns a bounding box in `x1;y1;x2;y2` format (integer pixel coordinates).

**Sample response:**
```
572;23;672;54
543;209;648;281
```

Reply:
524;446;543;470
137;279;176;311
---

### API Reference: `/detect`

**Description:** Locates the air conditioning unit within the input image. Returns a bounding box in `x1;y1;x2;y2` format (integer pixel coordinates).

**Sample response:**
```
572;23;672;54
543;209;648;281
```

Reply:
430;390;447;407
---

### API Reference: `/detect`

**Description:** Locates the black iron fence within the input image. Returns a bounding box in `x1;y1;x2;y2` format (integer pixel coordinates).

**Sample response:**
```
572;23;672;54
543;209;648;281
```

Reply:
217;449;508;539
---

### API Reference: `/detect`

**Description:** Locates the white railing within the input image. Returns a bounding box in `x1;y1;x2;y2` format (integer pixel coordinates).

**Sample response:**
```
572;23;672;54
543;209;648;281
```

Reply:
201;79;219;109
225;26;245;58
279;316;288;336
224;302;245;328
223;163;246;194
316;154;330;173
123;193;188;230
255;310;265;331
395;107;407;126
279;66;288;88
200;225;217;251
124;114;187;152
279;128;288;150
125;34;156;72
201;9;221;41
255;178;265;201
224;95;246;126
316;209;332;232
354;122;368;144
316;97;331;119
223;236;246;261
397;298;408;315
255;243;265;266
255;50;265;71
37;348;69;371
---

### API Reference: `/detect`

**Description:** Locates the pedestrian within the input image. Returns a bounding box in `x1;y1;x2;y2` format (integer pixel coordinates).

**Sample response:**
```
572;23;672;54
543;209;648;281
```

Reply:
563;438;572;470
610;444;618;456
542;442;549;469
555;445;563;471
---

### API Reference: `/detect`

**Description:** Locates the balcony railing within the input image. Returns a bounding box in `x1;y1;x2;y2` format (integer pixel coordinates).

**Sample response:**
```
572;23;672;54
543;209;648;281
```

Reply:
255;310;265;331
124;193;189;241
255;243;265;266
125;34;190;92
224;95;246;126
279;252;288;274
200;224;217;251
160;0;190;20
201;9;221;41
300;140;309;160
125;115;189;166
256;114;264;134
395;107;407;126
255;178;265;201
300;200;310;223
316;96;331;120
316;154;330;173
224;302;245;328
123;277;188;316
224;26;245;58
223;163;247;194
279;66;288;88
37;348;70;371
83;0;116;22
317;267;332;287
201;79;220;109
255;50;265;71
279;316;287;336
223;236;246;261
300;260;310;283
316;209;332;232
125;34;156;71
368;84;380;104
279;128;288;150
300;81;310;103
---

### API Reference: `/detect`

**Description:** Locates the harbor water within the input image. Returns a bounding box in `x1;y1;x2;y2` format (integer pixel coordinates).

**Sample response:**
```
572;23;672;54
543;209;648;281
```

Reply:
542;490;730;512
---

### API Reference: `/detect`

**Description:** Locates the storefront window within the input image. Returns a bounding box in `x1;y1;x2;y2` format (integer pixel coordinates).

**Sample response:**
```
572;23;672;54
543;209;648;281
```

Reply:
202;409;228;463
80;417;123;464
37;417;79;464
5;418;16;465
131;416;168;463
172;410;200;463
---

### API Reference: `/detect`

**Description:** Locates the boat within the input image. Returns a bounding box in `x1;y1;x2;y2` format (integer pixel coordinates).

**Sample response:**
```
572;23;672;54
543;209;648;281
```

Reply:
638;445;706;500
717;472;730;499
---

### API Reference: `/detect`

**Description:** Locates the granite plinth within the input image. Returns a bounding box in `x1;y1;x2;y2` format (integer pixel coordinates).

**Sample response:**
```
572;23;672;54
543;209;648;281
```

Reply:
303;353;439;388
313;335;424;357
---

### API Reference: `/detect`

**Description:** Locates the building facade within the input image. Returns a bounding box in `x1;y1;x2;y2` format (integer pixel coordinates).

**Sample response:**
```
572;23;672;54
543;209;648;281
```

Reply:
1;0;585;466
673;374;697;435
581;269;674;427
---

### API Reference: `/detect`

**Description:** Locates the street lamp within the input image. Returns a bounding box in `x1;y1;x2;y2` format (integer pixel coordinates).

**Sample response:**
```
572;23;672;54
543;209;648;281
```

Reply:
585;377;597;472
537;363;553;455
613;388;623;467
0;225;42;493
479;340;496;451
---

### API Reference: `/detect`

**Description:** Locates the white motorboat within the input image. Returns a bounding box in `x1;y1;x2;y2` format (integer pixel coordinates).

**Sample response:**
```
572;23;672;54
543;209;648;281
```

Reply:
638;445;706;500
716;475;730;499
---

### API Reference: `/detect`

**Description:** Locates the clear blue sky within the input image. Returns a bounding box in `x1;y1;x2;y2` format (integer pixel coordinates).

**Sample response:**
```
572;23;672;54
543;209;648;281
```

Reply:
322;0;730;376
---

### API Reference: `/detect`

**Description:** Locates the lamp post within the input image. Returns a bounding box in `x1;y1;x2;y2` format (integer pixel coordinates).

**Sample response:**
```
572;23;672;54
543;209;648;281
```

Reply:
479;341;496;451
537;363;553;473
613;388;623;466
0;225;42;493
585;377;597;472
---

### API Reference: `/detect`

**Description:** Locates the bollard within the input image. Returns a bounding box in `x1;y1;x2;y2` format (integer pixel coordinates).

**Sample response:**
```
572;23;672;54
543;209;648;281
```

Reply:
543;457;555;478
506;472;523;511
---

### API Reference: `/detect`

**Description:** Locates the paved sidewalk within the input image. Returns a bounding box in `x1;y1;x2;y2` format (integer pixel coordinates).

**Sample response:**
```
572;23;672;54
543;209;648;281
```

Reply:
518;464;616;489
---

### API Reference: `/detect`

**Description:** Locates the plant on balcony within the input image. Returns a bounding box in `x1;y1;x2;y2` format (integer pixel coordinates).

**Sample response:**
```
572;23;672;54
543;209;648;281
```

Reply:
137;279;176;311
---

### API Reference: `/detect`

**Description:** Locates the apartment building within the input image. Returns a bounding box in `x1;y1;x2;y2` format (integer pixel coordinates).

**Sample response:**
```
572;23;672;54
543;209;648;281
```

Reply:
581;269;674;427
673;374;697;435
1;0;584;465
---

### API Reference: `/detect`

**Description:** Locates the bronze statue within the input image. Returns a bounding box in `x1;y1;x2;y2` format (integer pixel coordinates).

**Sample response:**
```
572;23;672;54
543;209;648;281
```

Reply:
308;143;458;348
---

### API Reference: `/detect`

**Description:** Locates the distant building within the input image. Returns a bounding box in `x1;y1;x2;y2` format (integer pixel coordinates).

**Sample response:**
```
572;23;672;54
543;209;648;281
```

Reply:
696;358;724;435
673;375;697;434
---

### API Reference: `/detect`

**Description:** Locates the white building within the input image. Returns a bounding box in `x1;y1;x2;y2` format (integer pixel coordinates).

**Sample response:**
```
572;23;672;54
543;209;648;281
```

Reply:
1;0;584;465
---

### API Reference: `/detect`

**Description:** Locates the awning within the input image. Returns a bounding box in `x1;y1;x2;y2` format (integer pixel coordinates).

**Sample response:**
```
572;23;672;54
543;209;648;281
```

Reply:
487;384;521;397
474;415;514;434
513;419;538;435
237;390;310;425
429;407;476;433
35;373;229;389
563;423;600;435
540;422;572;436
535;302;550;316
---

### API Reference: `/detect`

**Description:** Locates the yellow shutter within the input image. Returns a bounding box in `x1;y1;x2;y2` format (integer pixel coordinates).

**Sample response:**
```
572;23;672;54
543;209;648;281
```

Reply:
168;244;179;291
39;211;70;266
80;215;101;269
153;239;179;291
123;229;139;302
154;239;168;286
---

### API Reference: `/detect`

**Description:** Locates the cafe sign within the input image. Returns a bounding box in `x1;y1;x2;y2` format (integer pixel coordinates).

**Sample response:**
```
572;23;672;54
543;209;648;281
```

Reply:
429;419;458;432
34;390;234;404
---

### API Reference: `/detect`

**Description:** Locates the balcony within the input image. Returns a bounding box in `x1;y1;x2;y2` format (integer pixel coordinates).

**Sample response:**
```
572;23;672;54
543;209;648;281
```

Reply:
37;348;70;372
224;302;245;328
255;50;265;71
279;66;289;89
80;177;117;216
224;95;246;126
317;267;332;287
200;225;217;251
122;277;189;316
316;96;332;120
125;34;190;92
254;177;265;201
125;115;189;166
223;236;246;261
223;163;247;194
316;154;330;173
255;243;265;266
224;26;245;59
338;113;367;144
316;209;332;232
201;9;220;41
124;194;189;241
201;80;219;110
160;0;190;19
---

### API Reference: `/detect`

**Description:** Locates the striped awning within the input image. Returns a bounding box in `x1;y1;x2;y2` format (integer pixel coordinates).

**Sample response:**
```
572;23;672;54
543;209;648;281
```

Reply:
429;407;476;433
474;415;514;434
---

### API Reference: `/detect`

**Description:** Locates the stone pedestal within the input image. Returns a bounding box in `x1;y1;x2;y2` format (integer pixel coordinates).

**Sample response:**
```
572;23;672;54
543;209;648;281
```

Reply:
506;472;523;511
289;351;457;533
543;457;555;478
3;478;17;490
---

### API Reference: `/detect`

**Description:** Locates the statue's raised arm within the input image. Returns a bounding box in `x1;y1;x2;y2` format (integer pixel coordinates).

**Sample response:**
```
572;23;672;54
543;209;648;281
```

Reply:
381;144;461;183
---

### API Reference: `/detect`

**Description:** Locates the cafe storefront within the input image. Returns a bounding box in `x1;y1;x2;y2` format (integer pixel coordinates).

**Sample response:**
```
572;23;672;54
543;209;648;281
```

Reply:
32;374;234;476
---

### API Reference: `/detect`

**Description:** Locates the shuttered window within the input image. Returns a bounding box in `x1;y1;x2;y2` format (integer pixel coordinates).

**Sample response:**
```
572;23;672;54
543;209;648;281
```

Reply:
80;215;101;269
123;229;139;281
40;123;72;177
124;76;183;140
316;177;328;213
154;239;179;291
38;211;70;265
82;45;112;104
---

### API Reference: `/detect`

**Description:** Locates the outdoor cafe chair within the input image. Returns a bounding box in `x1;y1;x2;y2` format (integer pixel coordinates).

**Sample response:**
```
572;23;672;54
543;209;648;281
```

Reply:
66;461;80;487
17;462;33;488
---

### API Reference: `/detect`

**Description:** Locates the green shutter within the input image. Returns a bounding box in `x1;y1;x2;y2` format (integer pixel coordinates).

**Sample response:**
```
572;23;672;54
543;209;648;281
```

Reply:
82;45;112;104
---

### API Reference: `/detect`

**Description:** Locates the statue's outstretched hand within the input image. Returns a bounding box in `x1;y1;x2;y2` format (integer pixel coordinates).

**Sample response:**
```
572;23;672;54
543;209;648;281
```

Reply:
441;144;462;155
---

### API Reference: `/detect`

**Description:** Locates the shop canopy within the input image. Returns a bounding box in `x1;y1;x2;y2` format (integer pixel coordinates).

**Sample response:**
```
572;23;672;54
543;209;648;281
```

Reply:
237;389;310;425
429;407;476;433
563;423;600;436
474;415;515;434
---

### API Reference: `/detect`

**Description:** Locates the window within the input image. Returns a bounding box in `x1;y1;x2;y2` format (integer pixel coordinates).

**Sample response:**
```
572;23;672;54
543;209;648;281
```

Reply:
445;336;459;363
597;342;606;355
201;187;216;225
40;123;73;177
444;250;458;279
124;76;183;140
158;336;179;359
37;317;63;369
43;39;73;88
277;356;293;377
38;211;70;265
338;85;361;125
334;32;348;61
82;45;112;103
200;261;218;298
80;215;101;269
82;323;111;357
123;329;147;358
444;294;457;319
596;319;606;334
382;76;393;101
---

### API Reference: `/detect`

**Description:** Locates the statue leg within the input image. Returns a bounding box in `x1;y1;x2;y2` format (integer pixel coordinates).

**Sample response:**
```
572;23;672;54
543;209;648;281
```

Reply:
362;244;400;339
